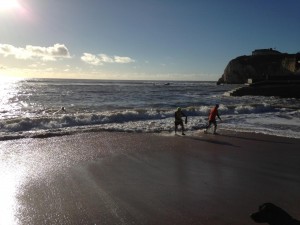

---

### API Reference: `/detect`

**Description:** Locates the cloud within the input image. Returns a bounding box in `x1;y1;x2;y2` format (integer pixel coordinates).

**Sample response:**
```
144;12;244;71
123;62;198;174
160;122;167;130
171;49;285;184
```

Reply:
0;43;71;61
114;56;135;64
80;53;102;66
81;53;135;66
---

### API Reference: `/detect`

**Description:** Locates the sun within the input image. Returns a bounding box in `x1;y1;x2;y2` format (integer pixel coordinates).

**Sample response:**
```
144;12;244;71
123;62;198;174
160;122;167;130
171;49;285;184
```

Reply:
0;0;20;11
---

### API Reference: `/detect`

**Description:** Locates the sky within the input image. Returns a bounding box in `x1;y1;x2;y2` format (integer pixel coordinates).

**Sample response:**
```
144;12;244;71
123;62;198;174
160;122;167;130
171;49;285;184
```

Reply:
0;0;299;81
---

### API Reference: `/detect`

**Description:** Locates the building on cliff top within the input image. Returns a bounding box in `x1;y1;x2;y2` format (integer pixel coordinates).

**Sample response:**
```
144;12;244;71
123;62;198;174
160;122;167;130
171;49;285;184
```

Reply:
252;48;281;56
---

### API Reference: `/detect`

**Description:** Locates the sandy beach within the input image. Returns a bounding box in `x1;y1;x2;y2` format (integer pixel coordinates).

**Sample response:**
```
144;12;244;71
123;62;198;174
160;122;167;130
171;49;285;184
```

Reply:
1;131;300;225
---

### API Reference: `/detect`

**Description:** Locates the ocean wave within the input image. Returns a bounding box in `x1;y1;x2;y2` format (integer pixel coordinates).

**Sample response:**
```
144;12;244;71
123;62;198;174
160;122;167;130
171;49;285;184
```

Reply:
0;104;285;133
0;110;168;133
0;103;298;141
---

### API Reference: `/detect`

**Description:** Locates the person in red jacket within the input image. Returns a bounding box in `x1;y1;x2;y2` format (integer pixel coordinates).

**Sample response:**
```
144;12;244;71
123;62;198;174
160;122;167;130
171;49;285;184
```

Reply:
204;104;222;134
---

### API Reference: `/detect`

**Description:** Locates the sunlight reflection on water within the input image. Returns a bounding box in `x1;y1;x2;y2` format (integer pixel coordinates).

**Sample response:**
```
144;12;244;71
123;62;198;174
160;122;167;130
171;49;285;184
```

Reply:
0;78;23;119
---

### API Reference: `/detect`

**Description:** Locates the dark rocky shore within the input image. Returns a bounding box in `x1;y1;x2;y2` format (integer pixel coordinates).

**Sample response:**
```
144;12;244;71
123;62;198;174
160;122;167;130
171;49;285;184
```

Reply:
228;80;300;98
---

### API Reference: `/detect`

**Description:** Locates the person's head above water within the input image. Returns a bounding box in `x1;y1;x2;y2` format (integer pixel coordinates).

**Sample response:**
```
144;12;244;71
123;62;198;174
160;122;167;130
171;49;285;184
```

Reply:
177;107;181;111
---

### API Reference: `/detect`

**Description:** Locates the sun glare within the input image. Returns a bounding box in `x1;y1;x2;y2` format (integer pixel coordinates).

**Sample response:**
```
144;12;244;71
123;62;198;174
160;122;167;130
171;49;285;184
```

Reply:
0;0;20;11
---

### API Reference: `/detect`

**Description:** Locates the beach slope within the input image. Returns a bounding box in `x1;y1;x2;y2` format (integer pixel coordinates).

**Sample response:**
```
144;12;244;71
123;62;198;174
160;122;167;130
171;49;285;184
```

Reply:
1;131;300;225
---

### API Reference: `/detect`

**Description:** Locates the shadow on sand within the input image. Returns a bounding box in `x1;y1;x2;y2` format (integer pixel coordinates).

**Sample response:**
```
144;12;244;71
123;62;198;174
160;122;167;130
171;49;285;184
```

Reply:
182;135;240;148
218;132;294;145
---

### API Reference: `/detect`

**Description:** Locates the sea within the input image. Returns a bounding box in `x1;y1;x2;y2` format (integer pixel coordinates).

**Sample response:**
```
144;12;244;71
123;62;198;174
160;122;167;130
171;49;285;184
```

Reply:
1;78;300;140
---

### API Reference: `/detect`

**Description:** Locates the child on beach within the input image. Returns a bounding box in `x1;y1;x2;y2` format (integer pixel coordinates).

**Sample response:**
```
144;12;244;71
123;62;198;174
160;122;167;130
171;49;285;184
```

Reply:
204;104;222;134
174;107;187;135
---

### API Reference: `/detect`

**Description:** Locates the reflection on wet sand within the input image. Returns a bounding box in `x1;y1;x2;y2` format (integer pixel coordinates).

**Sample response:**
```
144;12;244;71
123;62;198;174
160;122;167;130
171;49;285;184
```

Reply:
0;167;22;225
1;131;300;224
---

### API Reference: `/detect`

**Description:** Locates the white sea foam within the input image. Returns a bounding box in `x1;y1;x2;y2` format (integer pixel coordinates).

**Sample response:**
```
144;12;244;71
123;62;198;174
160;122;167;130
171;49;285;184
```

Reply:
1;107;299;140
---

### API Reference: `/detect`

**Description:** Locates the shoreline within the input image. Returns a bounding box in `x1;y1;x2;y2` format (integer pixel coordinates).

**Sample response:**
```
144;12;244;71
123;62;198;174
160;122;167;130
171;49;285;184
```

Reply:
1;131;300;224
1;127;300;142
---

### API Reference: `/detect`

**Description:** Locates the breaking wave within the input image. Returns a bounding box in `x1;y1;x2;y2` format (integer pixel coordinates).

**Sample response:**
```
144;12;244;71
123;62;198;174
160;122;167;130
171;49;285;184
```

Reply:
2;103;298;140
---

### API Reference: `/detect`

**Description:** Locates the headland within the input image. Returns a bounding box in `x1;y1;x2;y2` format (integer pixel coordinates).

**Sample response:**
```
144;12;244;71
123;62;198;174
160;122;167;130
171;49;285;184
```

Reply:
218;49;300;98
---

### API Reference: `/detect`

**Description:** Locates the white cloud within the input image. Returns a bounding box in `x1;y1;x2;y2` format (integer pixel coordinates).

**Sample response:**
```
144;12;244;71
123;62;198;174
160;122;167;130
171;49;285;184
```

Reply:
0;43;71;61
114;56;135;64
99;54;114;63
81;53;135;66
80;53;102;66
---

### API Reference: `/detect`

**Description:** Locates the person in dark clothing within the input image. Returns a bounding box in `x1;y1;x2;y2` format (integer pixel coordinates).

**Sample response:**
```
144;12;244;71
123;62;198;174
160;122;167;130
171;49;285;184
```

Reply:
174;107;187;135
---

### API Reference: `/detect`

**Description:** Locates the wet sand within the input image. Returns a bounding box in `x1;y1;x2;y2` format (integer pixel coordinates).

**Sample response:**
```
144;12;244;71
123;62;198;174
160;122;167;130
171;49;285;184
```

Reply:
1;131;300;225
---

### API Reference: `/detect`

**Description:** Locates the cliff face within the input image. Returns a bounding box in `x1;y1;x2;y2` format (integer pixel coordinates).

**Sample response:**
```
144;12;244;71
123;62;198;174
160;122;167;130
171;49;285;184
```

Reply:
218;53;300;84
